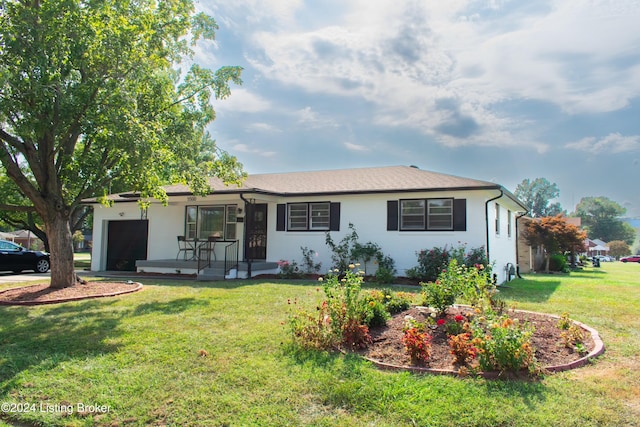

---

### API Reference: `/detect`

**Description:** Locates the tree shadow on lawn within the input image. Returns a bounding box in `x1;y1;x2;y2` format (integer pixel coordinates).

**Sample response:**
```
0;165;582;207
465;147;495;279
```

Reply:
0;299;129;396
132;297;210;315
499;277;562;303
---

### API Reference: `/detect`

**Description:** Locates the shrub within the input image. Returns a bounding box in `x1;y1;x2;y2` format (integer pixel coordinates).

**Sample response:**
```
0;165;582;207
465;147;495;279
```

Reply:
362;297;390;328
277;259;302;279
408;243;490;282
421;259;464;316
409;246;451;282
287;301;339;350
300;246;322;274
286;265;374;350
470;314;537;373
374;266;395;285
549;253;568;272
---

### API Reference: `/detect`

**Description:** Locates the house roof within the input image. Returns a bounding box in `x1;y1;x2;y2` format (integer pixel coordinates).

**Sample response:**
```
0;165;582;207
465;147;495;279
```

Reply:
90;165;526;209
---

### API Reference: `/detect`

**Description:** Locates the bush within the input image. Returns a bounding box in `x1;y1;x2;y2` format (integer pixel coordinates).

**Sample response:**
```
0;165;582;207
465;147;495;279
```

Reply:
549;253;568;272
408;243;490;282
421;259;465;316
470;314;537;373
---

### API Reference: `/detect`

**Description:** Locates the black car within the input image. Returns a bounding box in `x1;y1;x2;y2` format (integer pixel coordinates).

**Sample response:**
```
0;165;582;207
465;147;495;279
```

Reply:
0;240;50;273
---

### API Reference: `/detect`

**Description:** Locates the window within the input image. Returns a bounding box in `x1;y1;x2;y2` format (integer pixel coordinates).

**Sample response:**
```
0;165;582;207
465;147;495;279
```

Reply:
287;202;331;231
507;209;512;238
185;205;237;240
278;202;340;232
495;203;501;235
401;200;425;230
288;203;308;230
400;198;454;231
427;199;453;230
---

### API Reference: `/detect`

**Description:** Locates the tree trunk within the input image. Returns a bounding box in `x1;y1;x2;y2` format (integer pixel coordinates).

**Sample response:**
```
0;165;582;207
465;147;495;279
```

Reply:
44;212;76;289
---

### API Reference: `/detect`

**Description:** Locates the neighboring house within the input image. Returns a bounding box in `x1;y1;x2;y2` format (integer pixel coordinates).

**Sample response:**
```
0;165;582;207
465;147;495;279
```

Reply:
87;165;527;283
11;230;45;251
585;238;610;257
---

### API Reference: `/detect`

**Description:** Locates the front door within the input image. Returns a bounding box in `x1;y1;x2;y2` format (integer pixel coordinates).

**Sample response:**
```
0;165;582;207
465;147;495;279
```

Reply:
106;220;148;271
245;204;267;260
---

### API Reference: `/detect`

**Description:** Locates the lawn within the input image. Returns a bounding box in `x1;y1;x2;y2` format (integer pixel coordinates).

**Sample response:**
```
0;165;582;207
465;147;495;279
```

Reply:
0;262;638;426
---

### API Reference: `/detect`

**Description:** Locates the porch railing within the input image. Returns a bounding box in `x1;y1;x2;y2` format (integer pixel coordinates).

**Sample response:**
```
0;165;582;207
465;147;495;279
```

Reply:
196;240;239;279
224;240;239;277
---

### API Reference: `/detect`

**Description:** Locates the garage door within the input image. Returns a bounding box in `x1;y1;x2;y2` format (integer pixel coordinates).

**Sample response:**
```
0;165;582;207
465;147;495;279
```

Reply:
106;220;149;271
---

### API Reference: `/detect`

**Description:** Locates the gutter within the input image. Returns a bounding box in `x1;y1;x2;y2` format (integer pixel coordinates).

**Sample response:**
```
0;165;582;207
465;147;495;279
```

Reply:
484;189;504;265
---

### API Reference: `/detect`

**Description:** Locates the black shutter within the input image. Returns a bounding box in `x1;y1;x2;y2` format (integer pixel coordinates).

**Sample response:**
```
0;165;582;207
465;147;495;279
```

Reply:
276;204;286;231
453;199;467;231
329;202;341;231
387;200;399;231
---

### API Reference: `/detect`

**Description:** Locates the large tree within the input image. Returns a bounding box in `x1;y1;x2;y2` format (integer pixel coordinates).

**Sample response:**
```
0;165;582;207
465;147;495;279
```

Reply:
0;0;244;288
514;178;564;218
524;215;586;273
574;197;635;245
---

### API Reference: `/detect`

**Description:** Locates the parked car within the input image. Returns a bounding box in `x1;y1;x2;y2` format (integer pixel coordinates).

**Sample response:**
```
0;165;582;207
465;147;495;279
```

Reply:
592;255;613;262
0;240;50;273
620;255;640;263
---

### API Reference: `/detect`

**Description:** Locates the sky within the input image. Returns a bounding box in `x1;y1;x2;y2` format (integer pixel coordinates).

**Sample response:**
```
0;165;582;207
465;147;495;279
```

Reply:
194;0;640;217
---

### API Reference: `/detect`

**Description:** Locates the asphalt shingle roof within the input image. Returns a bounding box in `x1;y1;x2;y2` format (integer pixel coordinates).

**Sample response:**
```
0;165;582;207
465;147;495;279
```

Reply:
163;165;500;196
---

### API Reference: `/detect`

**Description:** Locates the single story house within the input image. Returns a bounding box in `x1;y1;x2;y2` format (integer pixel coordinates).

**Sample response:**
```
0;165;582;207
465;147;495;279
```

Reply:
87;165;527;283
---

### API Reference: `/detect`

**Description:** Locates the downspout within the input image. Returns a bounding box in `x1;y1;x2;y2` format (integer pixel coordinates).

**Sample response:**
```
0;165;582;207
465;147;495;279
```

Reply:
515;211;528;278
239;193;253;278
484;189;504;269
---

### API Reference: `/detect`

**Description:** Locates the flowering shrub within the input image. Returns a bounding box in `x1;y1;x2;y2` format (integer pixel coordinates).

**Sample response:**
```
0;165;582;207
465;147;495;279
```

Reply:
286;301;339;350
286;265;374;350
421;259;465;316
362;296;390;328
470;315;537;373
300;246;322;274
403;327;432;364
277;259;301;279
407;243;490;282
448;332;478;365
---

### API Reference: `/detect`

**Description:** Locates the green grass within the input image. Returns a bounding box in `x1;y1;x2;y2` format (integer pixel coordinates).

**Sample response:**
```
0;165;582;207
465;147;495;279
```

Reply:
0;263;638;426
73;252;91;270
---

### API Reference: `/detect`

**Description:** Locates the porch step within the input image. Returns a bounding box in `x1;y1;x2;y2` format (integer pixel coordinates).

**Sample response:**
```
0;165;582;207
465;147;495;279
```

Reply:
197;267;225;281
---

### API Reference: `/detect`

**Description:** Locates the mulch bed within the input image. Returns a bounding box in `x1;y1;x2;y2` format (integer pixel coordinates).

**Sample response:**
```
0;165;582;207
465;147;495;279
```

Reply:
0;281;143;305
356;306;601;376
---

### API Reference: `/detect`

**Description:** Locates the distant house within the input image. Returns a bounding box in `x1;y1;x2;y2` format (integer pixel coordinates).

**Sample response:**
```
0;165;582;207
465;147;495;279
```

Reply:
585;238;610;257
86;165;527;283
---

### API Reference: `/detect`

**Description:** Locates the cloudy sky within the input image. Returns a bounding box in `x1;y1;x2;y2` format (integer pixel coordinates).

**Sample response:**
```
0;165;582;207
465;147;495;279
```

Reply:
196;0;640;217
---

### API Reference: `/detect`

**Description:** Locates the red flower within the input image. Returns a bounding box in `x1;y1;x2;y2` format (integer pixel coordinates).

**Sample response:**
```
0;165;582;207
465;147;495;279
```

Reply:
437;319;446;326
454;314;465;322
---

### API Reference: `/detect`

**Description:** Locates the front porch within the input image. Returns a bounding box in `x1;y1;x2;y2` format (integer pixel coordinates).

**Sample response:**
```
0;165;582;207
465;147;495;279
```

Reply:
135;259;279;280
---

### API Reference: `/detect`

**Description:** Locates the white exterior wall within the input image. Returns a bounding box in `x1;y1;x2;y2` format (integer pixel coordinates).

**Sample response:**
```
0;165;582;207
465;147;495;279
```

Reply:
266;190;503;278
486;196;523;283
90;189;522;283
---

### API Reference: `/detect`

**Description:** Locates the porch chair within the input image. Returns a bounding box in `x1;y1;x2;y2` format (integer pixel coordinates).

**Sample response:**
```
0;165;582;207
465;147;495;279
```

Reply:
176;235;194;260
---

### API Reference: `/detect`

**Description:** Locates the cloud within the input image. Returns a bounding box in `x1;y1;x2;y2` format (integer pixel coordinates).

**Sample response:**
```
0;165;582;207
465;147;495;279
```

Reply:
344;142;369;152
296;107;339;129
565;133;640;154
247;122;281;133
234;0;640;151
213;89;270;113
232;143;277;158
